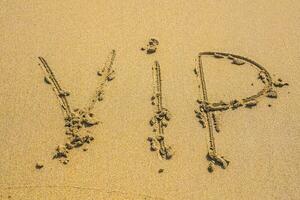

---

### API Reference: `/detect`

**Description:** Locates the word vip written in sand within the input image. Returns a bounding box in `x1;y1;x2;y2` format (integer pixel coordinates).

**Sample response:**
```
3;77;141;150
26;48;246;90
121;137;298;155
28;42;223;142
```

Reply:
194;52;288;172
38;50;116;164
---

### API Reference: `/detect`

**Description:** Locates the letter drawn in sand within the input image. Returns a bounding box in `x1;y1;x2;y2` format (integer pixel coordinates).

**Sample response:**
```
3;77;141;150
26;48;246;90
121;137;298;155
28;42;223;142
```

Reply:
194;52;288;172
148;61;174;160
38;50;116;164
87;50;116;111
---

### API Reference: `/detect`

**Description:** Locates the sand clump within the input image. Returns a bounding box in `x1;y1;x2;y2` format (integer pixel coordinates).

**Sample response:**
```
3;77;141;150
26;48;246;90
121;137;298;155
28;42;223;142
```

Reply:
266;89;278;98
232;58;245;65
230;99;243;109
52;110;97;164
35;163;44;169
141;38;159;54
213;53;225;58
273;78;289;88
52;108;97;163
244;99;258;108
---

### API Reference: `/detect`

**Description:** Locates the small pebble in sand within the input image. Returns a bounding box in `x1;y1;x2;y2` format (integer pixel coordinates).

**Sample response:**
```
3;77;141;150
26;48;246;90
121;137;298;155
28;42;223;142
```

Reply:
245;100;258;108
230;99;243;110
149;38;159;46
147;136;159;151
193;68;198;75
65;143;73;150
149;118;156;126
44;76;51;84
53;145;68;159
273;81;289;88
97;94;104;102
107;71;116;81
83;147;88;151
58;90;70;97
267;90;278;98
63;159;69;165
156;135;164;141
161;121;168;127
146;48;156;54
97;71;102;76
208;163;214;173
35;163;44;169
150;144;158;151
147;136;154;142
158;169;164;173
268;104;272;107
160;146;174;160
213;53;224;58
107;76;115;82
232;58;245;65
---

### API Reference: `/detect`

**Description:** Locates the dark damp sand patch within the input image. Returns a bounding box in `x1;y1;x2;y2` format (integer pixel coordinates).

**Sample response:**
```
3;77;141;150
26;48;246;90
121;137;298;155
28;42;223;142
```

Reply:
141;38;159;54
194;51;288;172
37;50;116;165
147;61;174;160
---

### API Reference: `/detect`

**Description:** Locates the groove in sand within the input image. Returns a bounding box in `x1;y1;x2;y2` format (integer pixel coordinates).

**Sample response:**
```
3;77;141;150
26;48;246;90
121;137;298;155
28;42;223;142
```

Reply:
148;61;173;160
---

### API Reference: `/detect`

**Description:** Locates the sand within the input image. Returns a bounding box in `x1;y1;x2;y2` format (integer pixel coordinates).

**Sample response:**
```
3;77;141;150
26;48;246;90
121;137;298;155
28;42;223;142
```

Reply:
0;1;299;199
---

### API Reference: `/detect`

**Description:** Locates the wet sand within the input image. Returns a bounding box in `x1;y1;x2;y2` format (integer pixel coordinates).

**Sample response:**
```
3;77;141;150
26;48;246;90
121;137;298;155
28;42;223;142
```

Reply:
0;1;299;199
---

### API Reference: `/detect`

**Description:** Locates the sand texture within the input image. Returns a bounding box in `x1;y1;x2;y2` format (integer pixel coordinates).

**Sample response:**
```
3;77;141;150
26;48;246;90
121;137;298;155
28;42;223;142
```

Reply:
0;1;299;199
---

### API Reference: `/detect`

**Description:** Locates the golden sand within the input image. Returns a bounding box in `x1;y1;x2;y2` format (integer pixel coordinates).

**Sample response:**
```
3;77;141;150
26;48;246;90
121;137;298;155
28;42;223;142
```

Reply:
0;1;299;199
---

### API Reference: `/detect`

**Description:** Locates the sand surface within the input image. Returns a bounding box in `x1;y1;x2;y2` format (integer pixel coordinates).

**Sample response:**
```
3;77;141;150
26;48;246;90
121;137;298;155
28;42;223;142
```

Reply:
0;1;299;199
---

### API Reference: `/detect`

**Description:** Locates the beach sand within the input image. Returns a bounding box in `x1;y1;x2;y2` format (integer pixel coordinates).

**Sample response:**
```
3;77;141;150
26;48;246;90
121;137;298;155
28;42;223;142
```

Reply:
0;1;299;199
